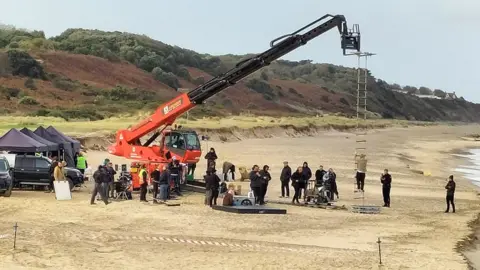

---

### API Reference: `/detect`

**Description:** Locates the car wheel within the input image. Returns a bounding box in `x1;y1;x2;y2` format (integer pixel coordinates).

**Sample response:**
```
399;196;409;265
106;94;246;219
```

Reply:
3;183;12;197
241;199;252;206
67;177;74;192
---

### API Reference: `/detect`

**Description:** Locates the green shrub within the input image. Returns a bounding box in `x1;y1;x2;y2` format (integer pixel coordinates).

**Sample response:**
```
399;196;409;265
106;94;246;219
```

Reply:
175;67;191;80
7;42;19;49
7;49;47;79
60;109;104;120
52;77;77;91
245;78;276;100
101;85;156;101
29;108;104;121
18;96;38;105
24;77;37;90
194;76;205;85
152;67;180;89
260;71;269;80
0;86;20;98
339;97;349;106
288;87;303;98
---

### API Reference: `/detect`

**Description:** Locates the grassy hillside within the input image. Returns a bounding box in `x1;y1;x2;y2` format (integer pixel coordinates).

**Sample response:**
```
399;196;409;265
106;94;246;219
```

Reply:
0;26;478;122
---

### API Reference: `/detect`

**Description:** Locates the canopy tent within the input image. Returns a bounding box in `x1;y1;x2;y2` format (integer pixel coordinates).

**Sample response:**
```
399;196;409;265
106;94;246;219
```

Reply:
46;126;80;152
20;127;59;152
34;126;75;167
0;128;49;152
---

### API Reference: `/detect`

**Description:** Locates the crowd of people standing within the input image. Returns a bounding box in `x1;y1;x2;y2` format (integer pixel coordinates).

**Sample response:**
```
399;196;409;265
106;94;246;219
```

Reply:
90;158;116;205
243;160;397;207
64;147;459;213
278;162;339;204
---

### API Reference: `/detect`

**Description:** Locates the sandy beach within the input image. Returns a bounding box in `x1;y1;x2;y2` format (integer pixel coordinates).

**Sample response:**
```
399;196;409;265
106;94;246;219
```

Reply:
0;125;480;269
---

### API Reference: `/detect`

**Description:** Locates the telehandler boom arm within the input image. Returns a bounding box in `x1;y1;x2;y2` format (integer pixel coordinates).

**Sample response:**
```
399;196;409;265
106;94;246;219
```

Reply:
108;14;360;161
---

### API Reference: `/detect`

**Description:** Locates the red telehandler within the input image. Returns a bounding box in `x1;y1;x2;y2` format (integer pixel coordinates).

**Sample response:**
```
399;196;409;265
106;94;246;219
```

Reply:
107;14;361;188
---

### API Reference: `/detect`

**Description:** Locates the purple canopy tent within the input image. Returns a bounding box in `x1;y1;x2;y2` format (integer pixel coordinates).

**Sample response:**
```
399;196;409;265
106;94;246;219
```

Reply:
0;129;48;152
46;126;80;152
20;127;58;152
34;126;75;167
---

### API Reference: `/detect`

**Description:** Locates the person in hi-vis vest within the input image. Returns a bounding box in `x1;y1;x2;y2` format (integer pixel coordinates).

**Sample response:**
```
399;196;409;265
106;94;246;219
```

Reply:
139;164;148;202
76;153;88;175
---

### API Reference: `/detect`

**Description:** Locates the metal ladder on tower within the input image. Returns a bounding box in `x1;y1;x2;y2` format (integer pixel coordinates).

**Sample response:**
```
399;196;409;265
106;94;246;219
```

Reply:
353;52;375;201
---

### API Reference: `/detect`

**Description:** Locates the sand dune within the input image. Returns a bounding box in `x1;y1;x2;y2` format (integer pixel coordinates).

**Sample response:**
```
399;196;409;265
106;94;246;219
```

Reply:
0;125;479;269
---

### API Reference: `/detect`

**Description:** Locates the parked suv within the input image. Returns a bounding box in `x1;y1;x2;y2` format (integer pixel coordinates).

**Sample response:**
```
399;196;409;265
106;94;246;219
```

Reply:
0;157;13;197
0;154;84;191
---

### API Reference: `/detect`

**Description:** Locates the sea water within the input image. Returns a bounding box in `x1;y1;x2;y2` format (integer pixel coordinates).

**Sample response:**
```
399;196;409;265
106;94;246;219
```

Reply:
453;148;480;269
454;148;480;187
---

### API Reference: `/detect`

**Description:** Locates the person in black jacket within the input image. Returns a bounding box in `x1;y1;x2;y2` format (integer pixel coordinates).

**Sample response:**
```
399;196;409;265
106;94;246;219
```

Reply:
169;158;182;196
328;168;339;200
204;148;218;171
280;161;292;198
445;175;456;213
106;162;116;198
300;162;312;200
158;167;170;202
91;165;109;205
380;169;392;207
291;167;305;204
151;165;161;200
249;165;263;205
205;170;221;207
259;165;271;205
315;165;326;186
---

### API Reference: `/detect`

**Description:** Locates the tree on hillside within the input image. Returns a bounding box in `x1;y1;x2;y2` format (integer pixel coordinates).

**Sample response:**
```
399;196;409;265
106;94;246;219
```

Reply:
7;50;46;79
403;85;418;95
391;83;402;90
245;78;276;100
152;67;180;89
433;89;446;98
418;86;433;95
376;79;390;90
139;53;164;72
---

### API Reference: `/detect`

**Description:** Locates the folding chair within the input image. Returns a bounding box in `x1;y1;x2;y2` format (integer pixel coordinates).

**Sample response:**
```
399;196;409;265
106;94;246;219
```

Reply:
114;181;129;200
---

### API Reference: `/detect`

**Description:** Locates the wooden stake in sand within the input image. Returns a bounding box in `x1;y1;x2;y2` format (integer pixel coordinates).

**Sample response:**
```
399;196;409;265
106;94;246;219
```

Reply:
13;222;18;249
377;237;382;265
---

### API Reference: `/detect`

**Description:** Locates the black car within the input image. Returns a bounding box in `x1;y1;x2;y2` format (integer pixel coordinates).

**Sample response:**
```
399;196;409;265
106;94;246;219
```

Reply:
3;154;84;191
0;157;13;197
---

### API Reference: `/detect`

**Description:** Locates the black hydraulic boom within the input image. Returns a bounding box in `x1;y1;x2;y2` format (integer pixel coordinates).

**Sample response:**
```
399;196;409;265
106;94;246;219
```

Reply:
187;14;360;104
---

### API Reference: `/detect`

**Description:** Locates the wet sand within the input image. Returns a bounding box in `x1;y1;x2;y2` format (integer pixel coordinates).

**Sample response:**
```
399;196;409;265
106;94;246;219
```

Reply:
464;233;480;270
0;125;480;269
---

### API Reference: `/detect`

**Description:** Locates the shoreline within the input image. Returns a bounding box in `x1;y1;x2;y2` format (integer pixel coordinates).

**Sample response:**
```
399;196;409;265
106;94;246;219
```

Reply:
456;212;480;270
451;147;480;269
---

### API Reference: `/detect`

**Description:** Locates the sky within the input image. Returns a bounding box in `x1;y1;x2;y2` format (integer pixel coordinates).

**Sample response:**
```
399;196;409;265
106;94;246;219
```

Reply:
2;0;479;101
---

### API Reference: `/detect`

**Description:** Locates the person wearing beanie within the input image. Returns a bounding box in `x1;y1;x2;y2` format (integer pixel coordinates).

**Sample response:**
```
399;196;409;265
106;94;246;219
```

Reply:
280;161;292;198
103;158;110;166
445;175;456;213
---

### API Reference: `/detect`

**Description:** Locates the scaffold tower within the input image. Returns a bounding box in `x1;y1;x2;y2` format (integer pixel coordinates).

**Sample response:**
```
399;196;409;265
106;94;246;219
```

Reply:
347;51;375;202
